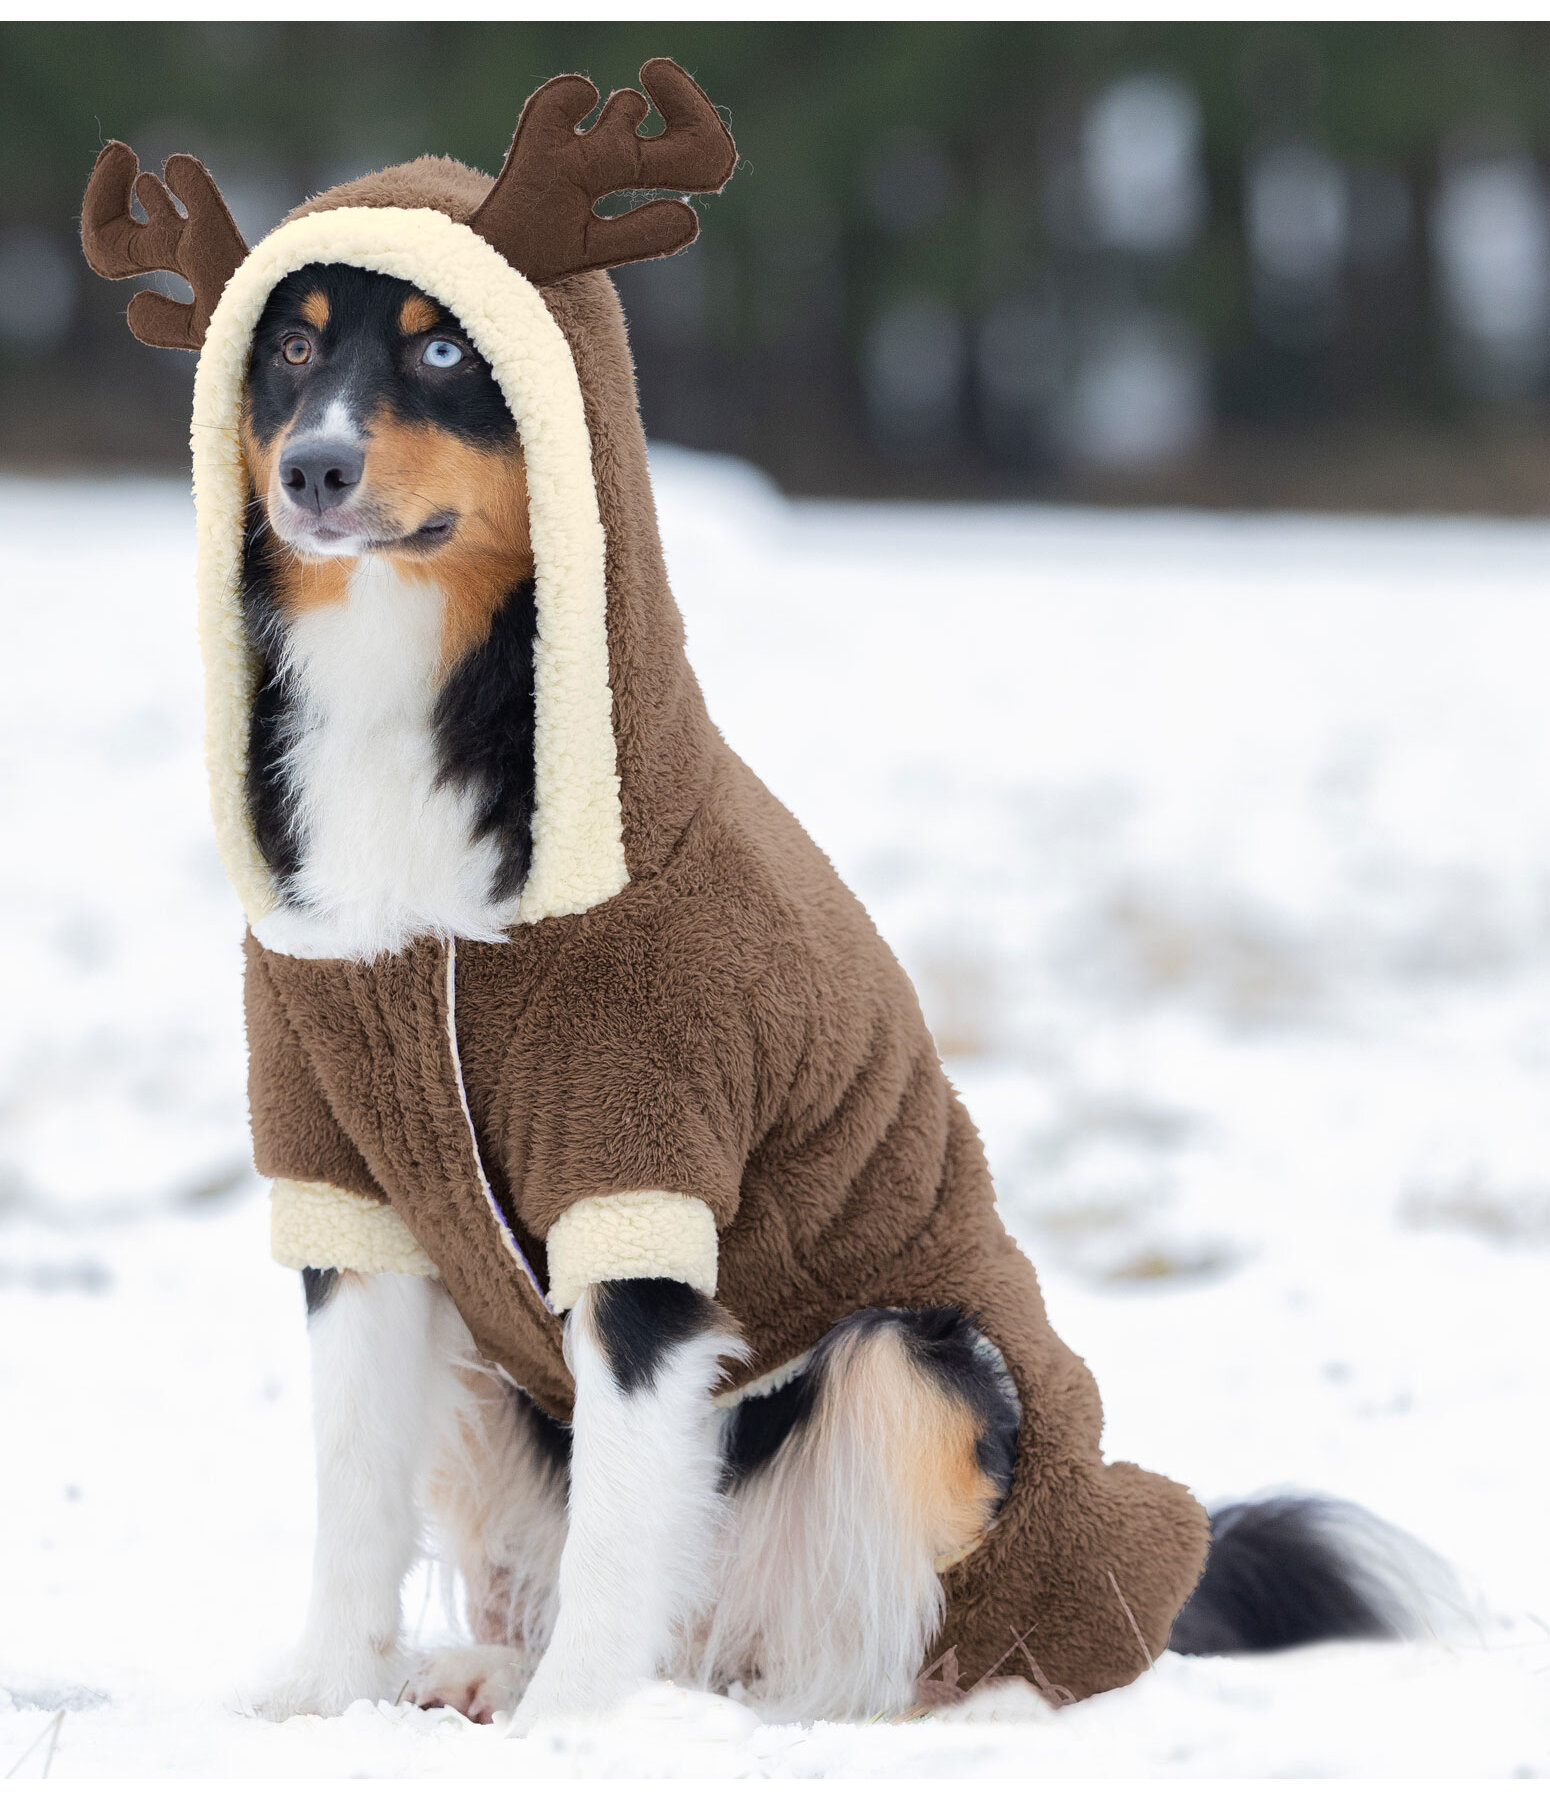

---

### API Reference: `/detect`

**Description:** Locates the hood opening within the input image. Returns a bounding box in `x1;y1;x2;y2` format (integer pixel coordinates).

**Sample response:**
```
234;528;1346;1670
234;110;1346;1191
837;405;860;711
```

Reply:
193;204;629;937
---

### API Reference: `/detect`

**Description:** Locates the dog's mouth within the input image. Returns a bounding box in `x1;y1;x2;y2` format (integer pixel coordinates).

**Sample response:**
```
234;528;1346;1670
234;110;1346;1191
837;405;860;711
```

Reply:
380;513;458;553
270;501;460;558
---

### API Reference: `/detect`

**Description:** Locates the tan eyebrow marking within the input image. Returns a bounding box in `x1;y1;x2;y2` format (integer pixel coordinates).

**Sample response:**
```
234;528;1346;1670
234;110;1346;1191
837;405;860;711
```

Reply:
299;289;330;330
399;294;441;336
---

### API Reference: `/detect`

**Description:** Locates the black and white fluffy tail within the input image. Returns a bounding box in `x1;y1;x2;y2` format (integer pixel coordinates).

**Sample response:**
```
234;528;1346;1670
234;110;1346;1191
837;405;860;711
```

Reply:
1169;1494;1464;1657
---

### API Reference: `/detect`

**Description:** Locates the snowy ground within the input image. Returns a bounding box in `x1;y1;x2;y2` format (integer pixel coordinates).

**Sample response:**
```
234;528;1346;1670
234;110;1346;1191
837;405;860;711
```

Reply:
2;457;1548;1779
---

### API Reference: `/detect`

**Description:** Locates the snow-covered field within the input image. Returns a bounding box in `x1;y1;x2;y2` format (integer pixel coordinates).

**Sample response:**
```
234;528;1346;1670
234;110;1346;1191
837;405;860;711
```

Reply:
2;456;1548;1779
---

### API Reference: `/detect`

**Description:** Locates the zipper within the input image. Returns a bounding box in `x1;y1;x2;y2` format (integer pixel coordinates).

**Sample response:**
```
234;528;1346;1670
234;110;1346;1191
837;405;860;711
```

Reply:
443;936;554;1313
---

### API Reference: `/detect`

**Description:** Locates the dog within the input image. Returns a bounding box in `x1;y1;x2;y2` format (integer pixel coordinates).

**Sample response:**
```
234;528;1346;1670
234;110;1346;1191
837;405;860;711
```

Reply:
239;260;1450;1728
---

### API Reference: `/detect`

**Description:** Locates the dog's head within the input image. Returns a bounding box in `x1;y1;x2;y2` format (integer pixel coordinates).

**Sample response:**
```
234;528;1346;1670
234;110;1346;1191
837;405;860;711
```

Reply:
240;262;531;581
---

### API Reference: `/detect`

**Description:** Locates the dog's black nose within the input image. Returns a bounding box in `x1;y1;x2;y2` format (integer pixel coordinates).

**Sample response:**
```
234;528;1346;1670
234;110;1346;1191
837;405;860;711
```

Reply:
279;439;364;515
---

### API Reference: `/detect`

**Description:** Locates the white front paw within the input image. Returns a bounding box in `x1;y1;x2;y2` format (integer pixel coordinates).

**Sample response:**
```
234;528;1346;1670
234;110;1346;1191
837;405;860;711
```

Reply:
409;1645;531;1724
510;1659;638;1734
252;1646;403;1721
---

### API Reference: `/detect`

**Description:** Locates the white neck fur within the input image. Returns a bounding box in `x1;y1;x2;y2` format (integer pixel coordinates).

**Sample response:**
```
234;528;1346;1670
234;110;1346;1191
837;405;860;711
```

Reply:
252;558;518;962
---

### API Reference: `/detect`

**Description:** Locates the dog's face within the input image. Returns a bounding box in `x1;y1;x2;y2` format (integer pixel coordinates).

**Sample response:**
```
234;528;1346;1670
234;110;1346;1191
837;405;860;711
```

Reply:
241;262;532;581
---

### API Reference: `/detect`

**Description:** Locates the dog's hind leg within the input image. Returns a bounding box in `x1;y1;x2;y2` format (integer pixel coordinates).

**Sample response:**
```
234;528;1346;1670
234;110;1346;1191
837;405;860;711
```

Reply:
508;1279;744;1731
255;1270;464;1720
409;1375;570;1722
706;1307;1020;1722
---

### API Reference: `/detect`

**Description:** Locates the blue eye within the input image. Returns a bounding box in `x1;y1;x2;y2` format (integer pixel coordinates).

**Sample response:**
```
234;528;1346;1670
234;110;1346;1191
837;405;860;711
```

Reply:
423;338;463;369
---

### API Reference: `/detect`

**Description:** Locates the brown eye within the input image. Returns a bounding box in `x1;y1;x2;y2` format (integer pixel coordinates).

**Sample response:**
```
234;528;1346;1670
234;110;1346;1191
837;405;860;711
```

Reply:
281;334;312;366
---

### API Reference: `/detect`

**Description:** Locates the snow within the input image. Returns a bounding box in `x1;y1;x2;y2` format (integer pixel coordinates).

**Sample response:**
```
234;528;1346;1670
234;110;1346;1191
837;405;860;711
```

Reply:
2;456;1548;1779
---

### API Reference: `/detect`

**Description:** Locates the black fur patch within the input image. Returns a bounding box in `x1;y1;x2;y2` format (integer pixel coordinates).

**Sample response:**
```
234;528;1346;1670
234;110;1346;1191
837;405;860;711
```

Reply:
589;1279;721;1395
301;1267;339;1315
722;1360;820;1488
432;578;538;901
1168;1496;1401;1656
241;499;303;886
512;1385;572;1482
246;263;514;452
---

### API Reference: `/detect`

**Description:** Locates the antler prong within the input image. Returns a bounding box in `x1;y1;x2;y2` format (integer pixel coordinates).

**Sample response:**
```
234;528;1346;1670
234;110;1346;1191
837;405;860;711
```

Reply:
589;85;653;156
469;56;736;286
132;169;182;230
81;140;247;352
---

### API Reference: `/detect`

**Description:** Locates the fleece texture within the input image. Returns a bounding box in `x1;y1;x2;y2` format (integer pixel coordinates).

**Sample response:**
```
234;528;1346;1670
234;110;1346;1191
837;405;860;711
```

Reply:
184;150;1209;1700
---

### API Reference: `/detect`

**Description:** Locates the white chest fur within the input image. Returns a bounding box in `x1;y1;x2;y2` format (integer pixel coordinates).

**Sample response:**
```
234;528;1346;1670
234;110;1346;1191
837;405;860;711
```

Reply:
252;559;517;962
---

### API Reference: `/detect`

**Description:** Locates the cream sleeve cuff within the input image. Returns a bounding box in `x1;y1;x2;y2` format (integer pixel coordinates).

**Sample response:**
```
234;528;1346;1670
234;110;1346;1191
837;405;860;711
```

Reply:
545;1191;718;1313
269;1177;438;1277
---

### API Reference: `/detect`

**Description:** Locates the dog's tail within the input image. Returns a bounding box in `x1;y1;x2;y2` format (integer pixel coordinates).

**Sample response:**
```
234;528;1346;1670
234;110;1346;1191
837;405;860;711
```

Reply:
1168;1493;1467;1657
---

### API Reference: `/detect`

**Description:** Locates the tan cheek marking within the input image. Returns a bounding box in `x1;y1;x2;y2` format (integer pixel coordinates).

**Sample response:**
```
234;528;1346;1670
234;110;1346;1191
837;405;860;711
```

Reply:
399;294;441;336
300;290;330;330
358;408;534;669
272;551;351;615
431;452;533;670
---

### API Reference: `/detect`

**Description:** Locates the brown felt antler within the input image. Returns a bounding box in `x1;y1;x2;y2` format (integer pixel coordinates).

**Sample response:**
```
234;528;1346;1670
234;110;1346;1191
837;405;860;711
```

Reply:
470;57;736;286
81;141;248;351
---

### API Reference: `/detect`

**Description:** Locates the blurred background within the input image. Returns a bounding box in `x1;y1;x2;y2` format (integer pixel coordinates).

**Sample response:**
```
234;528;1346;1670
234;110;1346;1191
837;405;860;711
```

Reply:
11;20;1550;507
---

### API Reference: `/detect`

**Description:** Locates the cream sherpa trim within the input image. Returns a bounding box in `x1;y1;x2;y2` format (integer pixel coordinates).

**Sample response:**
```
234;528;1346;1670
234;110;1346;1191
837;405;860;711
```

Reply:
545;1192;718;1314
190;206;629;935
270;1177;438;1276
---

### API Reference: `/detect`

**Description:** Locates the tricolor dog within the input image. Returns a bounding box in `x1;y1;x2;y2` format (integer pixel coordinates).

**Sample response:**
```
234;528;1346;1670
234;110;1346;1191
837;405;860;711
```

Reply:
81;59;1445;1728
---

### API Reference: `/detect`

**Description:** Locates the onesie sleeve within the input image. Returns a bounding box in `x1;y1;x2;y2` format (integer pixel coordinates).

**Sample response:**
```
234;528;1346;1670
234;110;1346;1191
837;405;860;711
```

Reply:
245;938;434;1276
491;917;762;1312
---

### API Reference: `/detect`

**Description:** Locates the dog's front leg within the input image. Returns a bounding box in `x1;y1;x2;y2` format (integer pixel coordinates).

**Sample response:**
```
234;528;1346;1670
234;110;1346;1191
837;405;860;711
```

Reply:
510;1280;741;1730
257;1270;452;1719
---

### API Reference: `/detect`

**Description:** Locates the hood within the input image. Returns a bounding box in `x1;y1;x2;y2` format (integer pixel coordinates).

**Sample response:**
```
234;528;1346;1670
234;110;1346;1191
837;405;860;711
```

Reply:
81;60;736;937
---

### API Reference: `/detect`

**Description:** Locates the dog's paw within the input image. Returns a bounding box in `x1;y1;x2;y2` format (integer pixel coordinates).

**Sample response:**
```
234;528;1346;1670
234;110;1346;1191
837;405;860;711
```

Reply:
408;1646;530;1724
510;1655;636;1732
252;1648;403;1721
